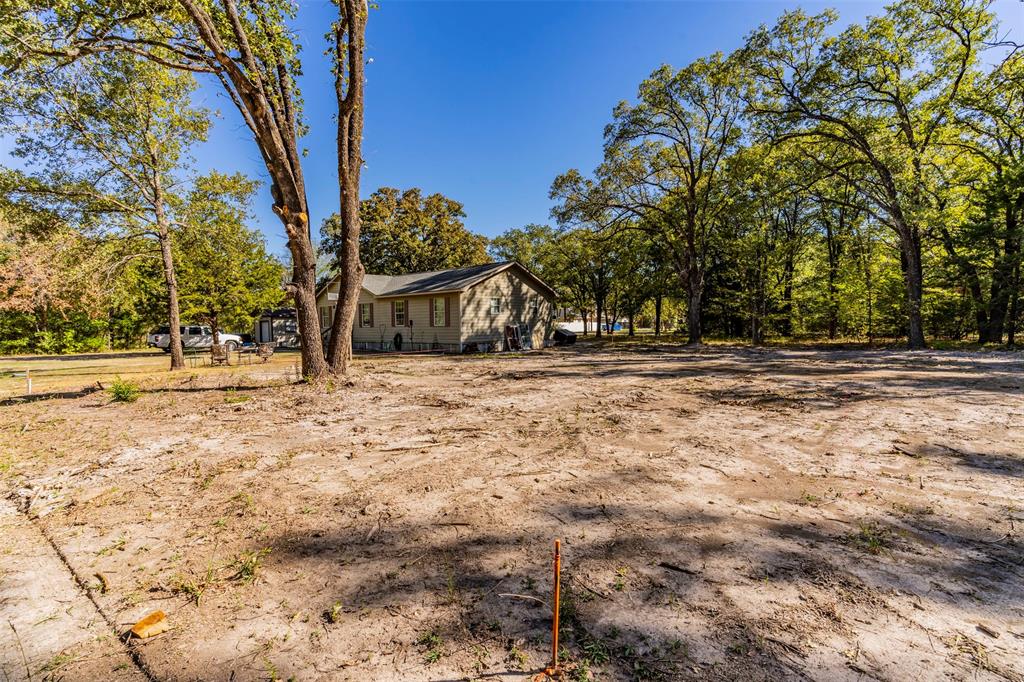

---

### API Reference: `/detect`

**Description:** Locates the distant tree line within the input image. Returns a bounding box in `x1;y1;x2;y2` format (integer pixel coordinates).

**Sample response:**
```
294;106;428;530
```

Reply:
500;0;1021;347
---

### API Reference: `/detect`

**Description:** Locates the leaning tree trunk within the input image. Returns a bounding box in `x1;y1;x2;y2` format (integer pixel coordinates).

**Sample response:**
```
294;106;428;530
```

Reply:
283;211;328;380
327;0;368;374
176;0;330;380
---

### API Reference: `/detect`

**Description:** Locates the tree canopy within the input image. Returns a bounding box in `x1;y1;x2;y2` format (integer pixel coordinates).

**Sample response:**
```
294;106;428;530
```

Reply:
322;187;490;276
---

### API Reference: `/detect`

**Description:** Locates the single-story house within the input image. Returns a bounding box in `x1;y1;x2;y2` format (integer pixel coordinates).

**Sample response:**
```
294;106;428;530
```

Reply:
316;261;558;352
252;308;300;347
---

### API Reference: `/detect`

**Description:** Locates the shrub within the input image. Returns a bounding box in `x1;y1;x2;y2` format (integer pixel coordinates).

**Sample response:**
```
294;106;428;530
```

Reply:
108;377;141;403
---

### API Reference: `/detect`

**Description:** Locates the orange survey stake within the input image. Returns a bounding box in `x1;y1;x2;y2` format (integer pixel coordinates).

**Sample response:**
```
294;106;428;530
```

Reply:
534;539;564;681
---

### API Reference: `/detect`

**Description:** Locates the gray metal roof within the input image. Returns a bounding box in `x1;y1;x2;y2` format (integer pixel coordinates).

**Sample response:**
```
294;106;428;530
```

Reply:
318;261;558;300
362;262;508;296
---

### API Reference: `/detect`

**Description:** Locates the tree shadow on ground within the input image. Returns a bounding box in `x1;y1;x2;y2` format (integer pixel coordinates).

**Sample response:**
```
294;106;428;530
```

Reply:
528;345;1024;400
243;472;1021;681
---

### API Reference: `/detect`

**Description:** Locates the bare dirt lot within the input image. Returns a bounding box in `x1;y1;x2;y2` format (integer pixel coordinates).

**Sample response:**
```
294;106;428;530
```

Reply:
1;343;1022;682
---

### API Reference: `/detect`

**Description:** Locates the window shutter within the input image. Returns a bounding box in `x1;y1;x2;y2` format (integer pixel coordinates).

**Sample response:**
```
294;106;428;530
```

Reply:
369;302;374;327
405;299;411;326
429;298;435;327
444;295;451;327
391;301;396;327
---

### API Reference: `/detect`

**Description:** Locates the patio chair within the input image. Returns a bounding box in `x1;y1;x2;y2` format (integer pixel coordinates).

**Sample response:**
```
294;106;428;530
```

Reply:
210;343;230;366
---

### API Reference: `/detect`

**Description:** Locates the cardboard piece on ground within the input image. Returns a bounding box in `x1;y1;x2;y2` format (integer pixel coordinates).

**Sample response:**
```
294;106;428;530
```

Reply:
130;610;169;638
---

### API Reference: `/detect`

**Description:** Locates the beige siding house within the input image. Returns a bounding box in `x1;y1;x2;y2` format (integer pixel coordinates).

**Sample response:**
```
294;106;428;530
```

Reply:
316;262;558;352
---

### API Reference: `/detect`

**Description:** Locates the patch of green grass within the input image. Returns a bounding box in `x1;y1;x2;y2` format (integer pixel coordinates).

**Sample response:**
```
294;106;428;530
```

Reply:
417;630;444;664
171;566;216;605
892;501;934;517
849;522;893;554
96;535;127;556
40;651;77;673
612;567;628;592
224;392;251;404
507;644;528;670
324;601;343;624
569;657;592;682
108;377;141;403
198;470;219;490
232;548;271;584
231;491;255;514
556;580;678;680
798;491;821;506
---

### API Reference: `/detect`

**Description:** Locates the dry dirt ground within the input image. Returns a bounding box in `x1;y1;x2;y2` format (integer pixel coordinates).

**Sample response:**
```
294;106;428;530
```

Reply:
1;343;1022;682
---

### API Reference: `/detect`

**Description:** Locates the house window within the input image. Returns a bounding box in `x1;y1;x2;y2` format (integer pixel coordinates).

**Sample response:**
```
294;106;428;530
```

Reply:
489;297;502;314
530;298;539;315
393;300;406;326
359;303;373;328
433;298;446;327
319;306;332;329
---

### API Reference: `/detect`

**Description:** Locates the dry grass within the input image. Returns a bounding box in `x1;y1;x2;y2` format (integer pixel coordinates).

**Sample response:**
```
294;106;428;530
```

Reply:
0;348;301;400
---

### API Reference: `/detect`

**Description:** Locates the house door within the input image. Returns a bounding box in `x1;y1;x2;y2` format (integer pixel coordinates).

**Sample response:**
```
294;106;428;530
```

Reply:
260;320;272;342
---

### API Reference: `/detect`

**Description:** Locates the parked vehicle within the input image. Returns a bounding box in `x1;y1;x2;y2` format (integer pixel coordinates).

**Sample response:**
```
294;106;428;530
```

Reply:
148;325;243;352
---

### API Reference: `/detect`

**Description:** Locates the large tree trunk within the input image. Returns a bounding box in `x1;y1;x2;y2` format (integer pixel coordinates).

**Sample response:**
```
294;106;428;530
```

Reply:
654;293;662;337
326;0;368;374
825;223;840;340
687;286;702;345
594;296;603;338
176;0;330;380
937;225;990;342
987;194;1023;344
780;251;794;337
898;226;926;349
153;187;184;370
1007;261;1020;347
285;221;328;379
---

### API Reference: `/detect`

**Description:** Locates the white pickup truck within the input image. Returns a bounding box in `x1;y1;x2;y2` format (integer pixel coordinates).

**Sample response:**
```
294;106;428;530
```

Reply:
148;325;243;352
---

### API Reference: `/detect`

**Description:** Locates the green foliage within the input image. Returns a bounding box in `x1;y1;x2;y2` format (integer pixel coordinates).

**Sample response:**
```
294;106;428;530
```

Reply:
322;187;490;275
544;0;1021;345
176;172;285;338
416;630;444;664
108;378;141;403
232;548;271;584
